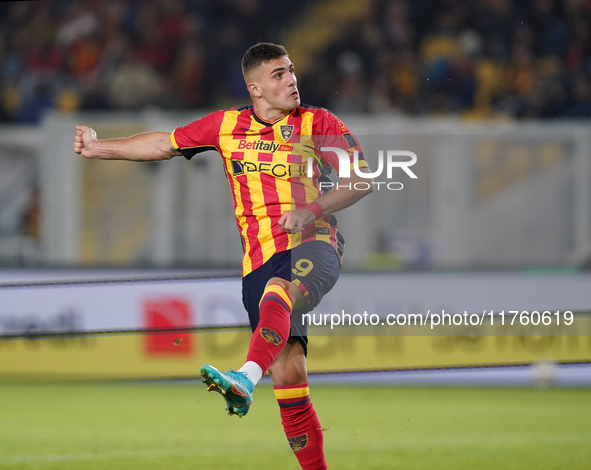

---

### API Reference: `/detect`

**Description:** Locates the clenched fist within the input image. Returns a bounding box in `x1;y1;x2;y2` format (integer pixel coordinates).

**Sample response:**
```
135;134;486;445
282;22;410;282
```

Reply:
278;208;317;233
73;125;97;159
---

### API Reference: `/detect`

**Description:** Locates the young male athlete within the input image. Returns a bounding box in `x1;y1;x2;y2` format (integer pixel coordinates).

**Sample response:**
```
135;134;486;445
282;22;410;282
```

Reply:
73;43;372;470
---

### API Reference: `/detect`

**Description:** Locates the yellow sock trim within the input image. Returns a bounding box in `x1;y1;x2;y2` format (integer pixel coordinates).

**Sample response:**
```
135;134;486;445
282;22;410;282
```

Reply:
260;284;292;310
274;386;310;400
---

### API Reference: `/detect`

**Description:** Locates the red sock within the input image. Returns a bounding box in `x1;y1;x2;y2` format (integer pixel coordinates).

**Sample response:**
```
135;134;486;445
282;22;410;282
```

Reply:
274;384;327;470
246;284;292;374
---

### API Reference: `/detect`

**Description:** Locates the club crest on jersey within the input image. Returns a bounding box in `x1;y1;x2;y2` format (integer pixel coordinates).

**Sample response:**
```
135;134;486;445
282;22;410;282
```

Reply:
281;125;294;142
287;434;309;452
261;328;282;345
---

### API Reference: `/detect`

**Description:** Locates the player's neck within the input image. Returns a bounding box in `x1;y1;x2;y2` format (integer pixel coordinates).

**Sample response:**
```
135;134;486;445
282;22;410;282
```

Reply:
252;103;292;123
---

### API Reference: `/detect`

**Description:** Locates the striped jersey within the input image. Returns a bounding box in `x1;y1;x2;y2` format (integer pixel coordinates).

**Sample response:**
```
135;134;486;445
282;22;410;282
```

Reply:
170;104;368;277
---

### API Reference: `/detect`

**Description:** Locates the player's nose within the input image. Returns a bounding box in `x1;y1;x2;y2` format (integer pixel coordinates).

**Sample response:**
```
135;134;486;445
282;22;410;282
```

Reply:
286;73;296;86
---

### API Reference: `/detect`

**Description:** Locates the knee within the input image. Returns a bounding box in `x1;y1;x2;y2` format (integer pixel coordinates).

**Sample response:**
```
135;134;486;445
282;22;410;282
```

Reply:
266;277;291;295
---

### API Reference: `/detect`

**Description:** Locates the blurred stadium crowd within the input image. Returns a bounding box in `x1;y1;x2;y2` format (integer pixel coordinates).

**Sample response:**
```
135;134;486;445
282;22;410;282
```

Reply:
0;0;590;124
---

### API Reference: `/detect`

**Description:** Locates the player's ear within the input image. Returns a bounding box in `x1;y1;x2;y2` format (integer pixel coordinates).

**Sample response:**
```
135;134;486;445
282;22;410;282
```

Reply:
248;82;262;98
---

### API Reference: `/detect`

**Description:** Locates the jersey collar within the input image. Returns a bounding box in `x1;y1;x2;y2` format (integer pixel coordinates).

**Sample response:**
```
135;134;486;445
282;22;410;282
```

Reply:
250;106;296;127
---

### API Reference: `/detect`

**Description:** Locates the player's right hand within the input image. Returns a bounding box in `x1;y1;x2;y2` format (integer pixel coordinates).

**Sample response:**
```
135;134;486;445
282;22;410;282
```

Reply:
73;125;97;158
278;208;316;234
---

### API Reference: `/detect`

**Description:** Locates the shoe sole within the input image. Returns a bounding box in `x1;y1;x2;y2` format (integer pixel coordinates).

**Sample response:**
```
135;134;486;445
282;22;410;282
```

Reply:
200;366;251;417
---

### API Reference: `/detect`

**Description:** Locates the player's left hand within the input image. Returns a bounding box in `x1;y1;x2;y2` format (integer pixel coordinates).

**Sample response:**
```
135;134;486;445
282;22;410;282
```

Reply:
278;209;316;233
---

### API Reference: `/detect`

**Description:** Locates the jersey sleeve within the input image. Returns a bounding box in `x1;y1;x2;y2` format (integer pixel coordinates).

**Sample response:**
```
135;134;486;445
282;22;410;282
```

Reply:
316;110;369;173
170;110;224;160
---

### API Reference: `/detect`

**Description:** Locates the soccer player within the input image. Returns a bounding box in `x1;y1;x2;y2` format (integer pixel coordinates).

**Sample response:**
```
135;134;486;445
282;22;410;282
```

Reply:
73;42;372;470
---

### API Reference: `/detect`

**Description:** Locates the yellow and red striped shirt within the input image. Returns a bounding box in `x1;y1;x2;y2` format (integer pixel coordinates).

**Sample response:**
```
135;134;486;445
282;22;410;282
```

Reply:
170;104;368;277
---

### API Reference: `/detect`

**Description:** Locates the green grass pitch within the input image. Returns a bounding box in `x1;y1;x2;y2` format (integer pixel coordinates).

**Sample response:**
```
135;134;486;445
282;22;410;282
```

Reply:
0;382;590;469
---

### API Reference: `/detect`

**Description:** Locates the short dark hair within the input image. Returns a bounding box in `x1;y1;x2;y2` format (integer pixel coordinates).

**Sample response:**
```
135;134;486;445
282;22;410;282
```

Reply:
241;42;288;80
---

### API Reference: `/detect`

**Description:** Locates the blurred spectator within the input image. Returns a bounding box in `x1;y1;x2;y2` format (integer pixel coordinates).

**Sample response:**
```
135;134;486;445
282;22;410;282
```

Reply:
529;0;569;58
390;48;419;113
444;50;477;111
472;0;513;60
418;7;464;114
56;2;99;47
329;51;369;113
133;5;173;72
172;40;205;108
108;45;161;109
562;73;591;117
297;53;333;109
380;0;415;48
17;82;53;124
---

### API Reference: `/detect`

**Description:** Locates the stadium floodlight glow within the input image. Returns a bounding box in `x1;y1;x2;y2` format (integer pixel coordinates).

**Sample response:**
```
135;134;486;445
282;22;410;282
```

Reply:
309;148;418;179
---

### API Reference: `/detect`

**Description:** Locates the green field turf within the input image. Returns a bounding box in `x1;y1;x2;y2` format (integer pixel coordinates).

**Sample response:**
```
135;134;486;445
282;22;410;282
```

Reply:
0;382;589;469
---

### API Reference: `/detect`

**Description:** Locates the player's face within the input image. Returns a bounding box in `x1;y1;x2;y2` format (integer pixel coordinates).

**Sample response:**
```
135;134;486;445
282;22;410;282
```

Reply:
253;56;300;111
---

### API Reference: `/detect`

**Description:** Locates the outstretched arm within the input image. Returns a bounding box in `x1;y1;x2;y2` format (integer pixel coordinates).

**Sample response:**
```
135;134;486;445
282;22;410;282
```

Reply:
278;167;373;233
73;125;178;161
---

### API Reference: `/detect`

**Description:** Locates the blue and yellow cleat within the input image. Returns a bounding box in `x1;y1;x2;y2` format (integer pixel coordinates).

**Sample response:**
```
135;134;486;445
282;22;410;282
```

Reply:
200;365;255;417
